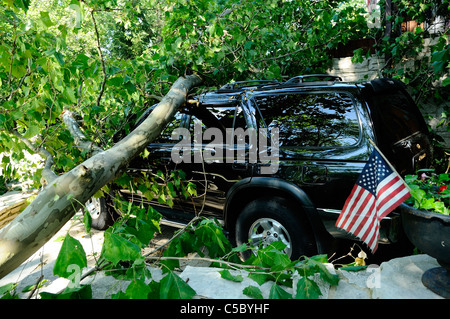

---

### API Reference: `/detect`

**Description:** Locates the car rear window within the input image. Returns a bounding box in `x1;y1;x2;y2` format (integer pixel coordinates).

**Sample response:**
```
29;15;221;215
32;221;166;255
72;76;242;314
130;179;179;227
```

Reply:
366;90;427;143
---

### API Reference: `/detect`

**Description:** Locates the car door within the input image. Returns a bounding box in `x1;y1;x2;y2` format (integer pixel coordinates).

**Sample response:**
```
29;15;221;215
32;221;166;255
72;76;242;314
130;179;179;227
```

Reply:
174;103;255;219
251;89;371;211
124;111;196;217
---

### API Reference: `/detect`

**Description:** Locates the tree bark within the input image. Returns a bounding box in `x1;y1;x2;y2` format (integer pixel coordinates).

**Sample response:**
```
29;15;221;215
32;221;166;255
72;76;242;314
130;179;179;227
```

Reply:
0;74;202;279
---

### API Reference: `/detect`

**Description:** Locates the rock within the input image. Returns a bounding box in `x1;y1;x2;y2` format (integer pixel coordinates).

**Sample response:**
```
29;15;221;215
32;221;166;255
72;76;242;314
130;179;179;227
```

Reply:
371;254;442;299
331;266;374;299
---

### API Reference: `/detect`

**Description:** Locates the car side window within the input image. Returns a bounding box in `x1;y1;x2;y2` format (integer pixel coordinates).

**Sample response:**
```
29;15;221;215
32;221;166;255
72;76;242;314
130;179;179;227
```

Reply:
188;106;247;135
255;92;360;148
154;112;184;143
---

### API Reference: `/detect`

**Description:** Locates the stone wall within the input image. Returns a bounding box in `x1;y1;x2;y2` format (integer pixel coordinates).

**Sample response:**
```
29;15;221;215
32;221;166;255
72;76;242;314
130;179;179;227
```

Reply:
327;54;385;82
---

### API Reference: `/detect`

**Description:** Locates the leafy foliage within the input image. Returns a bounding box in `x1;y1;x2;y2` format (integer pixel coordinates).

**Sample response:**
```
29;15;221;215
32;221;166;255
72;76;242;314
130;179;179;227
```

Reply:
161;217;232;270
405;169;450;215
216;241;339;299
0;202;339;299
371;0;449;132
0;0;370;189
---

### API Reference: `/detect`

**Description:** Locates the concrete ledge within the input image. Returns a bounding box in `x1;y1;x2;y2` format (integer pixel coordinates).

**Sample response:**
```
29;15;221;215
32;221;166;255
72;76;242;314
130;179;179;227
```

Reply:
177;255;443;299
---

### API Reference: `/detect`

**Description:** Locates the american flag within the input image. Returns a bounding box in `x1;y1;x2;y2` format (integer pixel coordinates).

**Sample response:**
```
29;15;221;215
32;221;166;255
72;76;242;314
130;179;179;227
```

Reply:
335;148;410;253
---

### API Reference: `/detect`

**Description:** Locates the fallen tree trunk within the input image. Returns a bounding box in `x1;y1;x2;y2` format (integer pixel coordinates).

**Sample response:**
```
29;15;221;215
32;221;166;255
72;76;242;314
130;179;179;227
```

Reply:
0;74;202;279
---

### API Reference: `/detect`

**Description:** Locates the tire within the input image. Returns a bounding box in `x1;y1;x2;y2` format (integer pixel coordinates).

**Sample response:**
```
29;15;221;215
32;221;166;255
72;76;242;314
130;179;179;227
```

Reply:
84;197;117;230
235;197;316;260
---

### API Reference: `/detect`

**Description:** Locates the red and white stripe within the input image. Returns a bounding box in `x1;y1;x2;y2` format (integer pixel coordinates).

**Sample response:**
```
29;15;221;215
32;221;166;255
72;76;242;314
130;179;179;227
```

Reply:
336;172;410;252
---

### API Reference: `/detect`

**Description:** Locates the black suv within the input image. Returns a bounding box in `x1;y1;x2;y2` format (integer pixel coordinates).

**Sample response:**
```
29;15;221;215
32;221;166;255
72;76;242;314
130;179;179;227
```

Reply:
89;75;432;259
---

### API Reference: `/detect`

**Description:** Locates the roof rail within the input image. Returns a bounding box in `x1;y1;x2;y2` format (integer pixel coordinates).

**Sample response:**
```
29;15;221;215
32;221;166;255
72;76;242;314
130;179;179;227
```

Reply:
219;80;279;90
285;74;342;84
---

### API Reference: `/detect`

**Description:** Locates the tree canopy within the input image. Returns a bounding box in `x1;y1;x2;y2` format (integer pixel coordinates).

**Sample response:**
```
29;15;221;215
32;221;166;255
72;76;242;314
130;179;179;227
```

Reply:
0;0;373;185
1;0;448;187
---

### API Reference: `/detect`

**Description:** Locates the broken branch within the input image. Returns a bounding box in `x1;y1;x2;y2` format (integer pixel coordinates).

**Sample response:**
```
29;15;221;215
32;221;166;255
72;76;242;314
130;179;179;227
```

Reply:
61;108;103;156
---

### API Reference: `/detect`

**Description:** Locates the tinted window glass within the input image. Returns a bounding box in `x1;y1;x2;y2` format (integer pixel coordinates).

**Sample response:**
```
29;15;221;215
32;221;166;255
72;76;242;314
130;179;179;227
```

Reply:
189;106;247;133
255;92;360;147
154;113;183;143
368;91;425;142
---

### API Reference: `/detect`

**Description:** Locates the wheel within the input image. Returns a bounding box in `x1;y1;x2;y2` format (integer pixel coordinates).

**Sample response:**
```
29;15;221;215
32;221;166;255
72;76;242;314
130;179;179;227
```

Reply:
235;197;316;260
84;196;117;230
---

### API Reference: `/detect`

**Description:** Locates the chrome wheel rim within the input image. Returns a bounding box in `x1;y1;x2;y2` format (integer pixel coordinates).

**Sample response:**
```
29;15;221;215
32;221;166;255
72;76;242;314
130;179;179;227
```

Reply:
85;198;101;219
248;218;292;257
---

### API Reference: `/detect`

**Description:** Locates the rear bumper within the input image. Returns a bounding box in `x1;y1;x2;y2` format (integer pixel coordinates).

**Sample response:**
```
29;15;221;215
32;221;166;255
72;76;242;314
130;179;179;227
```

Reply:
318;208;402;244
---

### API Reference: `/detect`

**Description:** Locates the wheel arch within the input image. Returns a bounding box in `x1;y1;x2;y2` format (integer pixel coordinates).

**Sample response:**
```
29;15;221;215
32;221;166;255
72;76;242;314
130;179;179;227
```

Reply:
224;177;332;254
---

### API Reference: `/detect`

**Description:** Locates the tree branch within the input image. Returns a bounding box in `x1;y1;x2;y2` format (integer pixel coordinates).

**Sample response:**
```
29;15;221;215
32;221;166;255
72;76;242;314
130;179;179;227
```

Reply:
144;256;270;271
10;130;57;184
60;108;103;156
77;76;84;108
90;9;107;107
6;59;32;102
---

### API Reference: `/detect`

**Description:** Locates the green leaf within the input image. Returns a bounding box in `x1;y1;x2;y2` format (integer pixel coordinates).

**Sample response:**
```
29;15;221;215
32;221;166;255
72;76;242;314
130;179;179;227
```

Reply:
410;188;426;207
232;243;248;252
15;0;30;12
219;269;243;282
0;283;17;298
421;197;436;210
112;280;159;299
306;258;339;286
255;242;291;270
442;77;450;87
39;11;54;28
125;279;153;299
340;265;367;272
159;270;196;299
243;285;263;299
124;218;158;247
40;285;92;299
23;125;40;139
83;209;92;233
64;87;76;103
296;277;322;299
101;231;142;265
21;280;48;293
434;201;449;215
309;254;329;263
248;270;275;285
54;51;65;66
269;283;292;299
53;234;87;279
194;219;231;257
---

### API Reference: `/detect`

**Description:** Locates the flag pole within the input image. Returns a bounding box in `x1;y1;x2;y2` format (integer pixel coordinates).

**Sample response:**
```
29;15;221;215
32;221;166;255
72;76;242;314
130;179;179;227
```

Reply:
368;139;412;192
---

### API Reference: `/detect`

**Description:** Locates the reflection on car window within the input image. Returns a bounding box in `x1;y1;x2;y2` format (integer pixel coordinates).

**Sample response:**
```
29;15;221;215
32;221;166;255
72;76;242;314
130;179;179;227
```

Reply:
154;112;184;143
369;91;424;142
189;106;247;134
255;92;360;148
